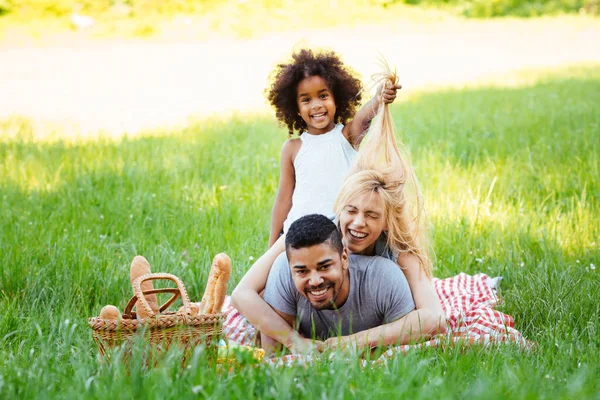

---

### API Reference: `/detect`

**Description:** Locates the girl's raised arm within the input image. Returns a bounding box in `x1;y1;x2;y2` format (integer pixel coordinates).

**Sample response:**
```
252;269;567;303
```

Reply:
342;83;402;149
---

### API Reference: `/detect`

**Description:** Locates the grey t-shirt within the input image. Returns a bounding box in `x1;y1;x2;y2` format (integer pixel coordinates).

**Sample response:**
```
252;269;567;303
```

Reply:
263;252;415;340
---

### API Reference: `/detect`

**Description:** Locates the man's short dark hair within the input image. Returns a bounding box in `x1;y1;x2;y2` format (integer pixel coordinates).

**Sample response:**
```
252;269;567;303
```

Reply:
285;214;343;257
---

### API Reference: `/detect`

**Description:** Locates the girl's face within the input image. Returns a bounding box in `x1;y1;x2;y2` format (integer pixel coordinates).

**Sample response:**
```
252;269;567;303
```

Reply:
338;190;387;256
296;75;337;135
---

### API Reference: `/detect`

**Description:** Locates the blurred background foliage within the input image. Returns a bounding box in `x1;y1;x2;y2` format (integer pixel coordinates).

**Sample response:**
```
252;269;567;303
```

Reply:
0;0;597;20
400;0;600;17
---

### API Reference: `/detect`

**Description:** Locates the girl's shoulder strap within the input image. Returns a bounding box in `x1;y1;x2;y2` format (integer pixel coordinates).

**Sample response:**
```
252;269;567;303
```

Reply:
331;123;344;135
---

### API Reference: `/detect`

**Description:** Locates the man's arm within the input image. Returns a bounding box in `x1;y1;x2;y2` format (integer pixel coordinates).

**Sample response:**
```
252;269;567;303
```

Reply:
231;239;303;349
260;307;320;355
261;252;325;354
234;249;321;354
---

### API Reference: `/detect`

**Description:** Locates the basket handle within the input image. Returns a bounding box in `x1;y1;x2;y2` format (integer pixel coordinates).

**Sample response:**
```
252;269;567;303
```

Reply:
123;288;183;317
128;272;192;318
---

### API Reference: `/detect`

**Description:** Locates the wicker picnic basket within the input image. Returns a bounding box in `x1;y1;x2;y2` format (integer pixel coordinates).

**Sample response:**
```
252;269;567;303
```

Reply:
88;272;225;358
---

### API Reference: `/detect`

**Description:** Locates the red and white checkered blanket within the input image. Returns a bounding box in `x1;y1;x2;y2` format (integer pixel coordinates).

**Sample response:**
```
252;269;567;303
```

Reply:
221;273;530;367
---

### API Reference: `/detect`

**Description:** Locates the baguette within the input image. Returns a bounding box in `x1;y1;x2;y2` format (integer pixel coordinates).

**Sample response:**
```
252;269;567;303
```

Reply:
130;255;159;319
201;253;231;314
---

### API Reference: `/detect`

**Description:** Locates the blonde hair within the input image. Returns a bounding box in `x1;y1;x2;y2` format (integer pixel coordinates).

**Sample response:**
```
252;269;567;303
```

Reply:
335;65;432;278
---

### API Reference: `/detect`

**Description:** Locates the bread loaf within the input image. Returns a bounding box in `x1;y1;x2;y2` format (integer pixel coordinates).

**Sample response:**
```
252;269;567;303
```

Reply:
130;255;159;319
99;305;121;320
177;301;203;316
201;253;231;314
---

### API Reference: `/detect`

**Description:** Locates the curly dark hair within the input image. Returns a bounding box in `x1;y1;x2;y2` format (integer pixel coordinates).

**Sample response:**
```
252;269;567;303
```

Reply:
266;49;363;136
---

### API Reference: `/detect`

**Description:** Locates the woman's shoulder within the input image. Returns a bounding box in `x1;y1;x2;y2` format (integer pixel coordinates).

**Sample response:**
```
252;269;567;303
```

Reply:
373;233;397;262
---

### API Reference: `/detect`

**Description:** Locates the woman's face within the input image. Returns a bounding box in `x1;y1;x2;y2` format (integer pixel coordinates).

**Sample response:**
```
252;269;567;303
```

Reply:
338;190;387;255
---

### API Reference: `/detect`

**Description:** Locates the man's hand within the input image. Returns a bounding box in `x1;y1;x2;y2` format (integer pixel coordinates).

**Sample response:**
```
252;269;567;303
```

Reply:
288;336;324;355
379;81;402;104
322;336;361;353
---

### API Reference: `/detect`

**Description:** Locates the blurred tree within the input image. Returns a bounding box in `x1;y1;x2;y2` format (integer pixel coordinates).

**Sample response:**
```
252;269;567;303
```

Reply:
384;0;598;16
0;0;13;16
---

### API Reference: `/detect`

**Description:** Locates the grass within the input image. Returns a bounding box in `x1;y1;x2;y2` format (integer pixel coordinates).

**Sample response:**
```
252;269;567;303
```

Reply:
0;64;599;398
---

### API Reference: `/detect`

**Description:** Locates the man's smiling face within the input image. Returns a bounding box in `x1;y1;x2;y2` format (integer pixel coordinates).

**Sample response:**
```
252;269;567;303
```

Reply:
288;242;349;310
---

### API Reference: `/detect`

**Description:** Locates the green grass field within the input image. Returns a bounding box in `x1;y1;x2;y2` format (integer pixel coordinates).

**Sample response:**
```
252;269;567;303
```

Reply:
0;65;598;398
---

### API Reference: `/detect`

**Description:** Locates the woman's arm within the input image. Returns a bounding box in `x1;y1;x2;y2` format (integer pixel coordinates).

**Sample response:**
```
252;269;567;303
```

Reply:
231;236;313;352
389;253;447;340
396;253;446;333
324;253;445;351
342;82;402;148
324;308;442;350
268;140;298;247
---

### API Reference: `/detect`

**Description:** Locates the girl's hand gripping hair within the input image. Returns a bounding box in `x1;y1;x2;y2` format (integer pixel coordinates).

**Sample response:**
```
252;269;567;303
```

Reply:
379;80;402;105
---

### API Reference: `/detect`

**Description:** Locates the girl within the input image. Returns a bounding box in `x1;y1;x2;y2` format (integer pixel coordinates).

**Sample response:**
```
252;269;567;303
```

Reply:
267;48;402;247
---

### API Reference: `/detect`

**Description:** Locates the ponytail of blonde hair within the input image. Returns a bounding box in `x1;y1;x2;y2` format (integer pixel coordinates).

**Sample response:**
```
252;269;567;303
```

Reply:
337;64;432;278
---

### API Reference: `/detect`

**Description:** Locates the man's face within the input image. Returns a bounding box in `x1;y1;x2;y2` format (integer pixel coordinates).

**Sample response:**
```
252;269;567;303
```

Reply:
288;243;349;310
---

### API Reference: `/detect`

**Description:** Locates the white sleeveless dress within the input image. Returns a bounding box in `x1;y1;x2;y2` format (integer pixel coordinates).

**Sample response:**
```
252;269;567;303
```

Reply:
283;124;357;232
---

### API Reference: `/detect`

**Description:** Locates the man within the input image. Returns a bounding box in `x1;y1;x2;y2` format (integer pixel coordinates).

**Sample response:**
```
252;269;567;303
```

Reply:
262;214;417;352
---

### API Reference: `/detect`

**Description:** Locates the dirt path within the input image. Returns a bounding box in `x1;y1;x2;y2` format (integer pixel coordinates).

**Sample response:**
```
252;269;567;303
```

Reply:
1;17;599;137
